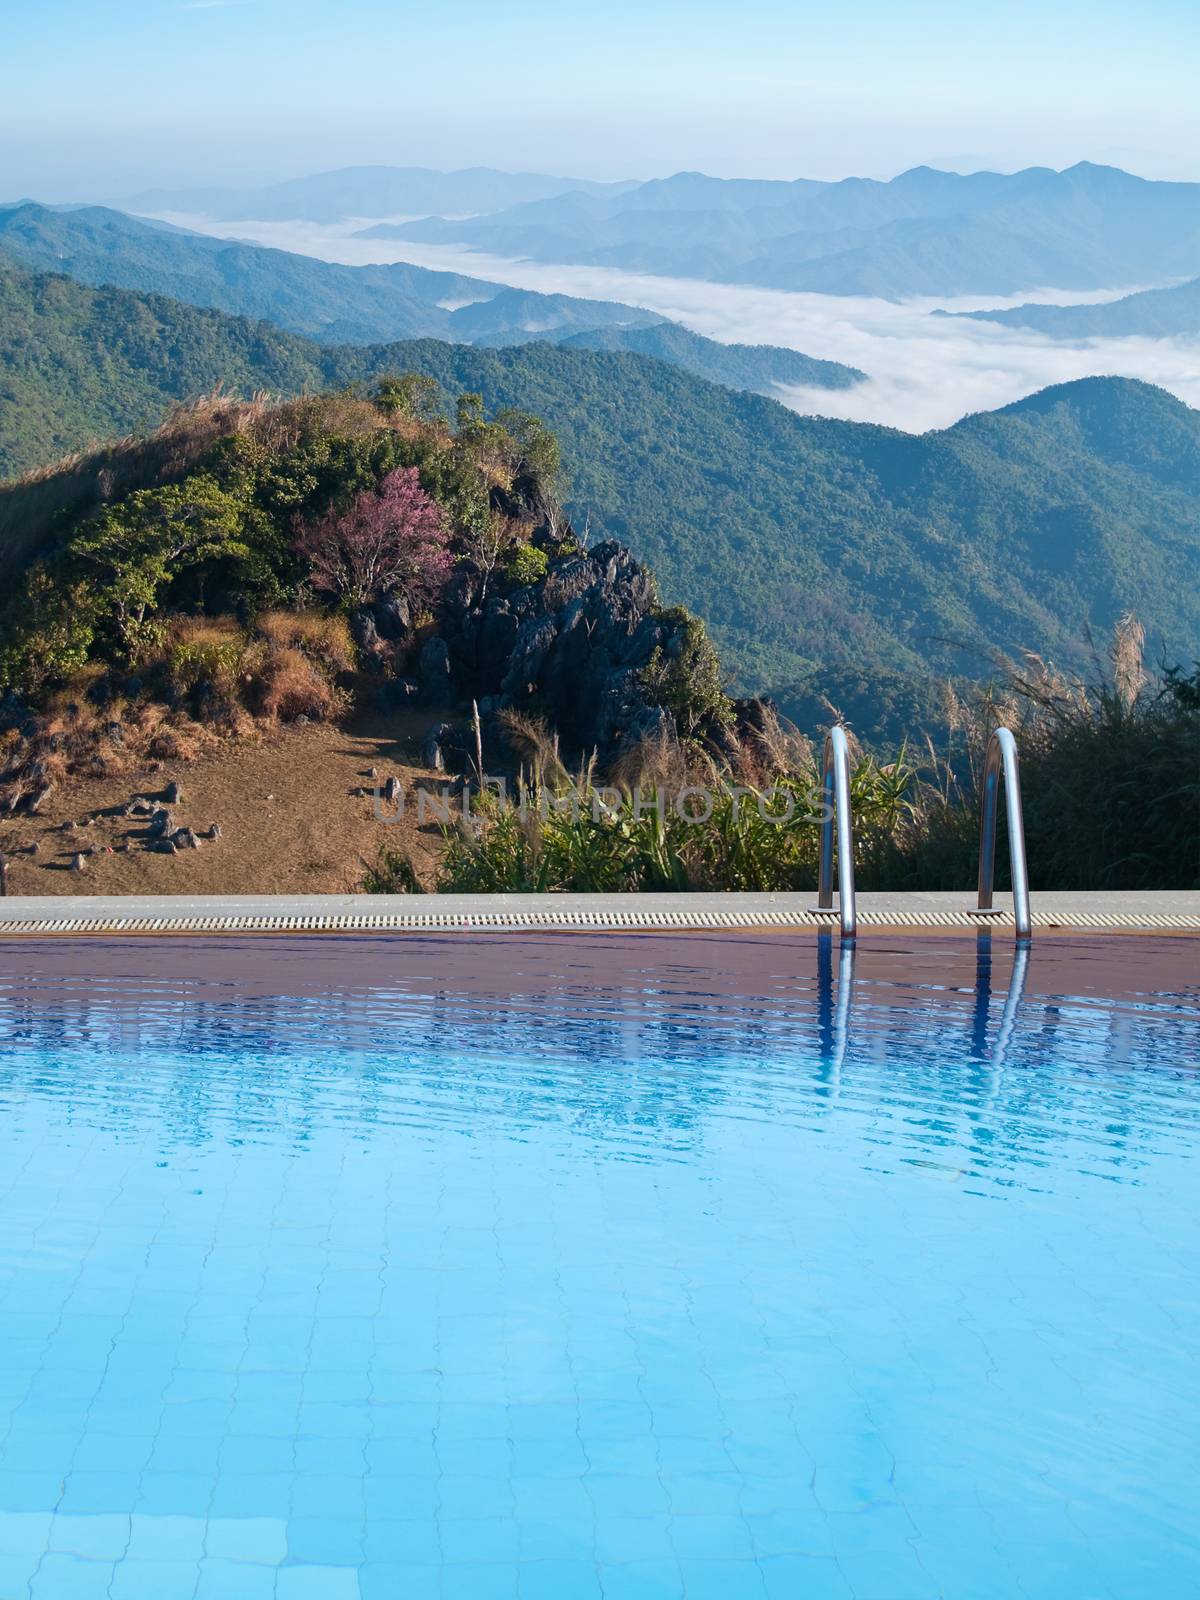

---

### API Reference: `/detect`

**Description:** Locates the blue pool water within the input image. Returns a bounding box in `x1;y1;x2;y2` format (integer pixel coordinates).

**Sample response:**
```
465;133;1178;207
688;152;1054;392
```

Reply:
0;931;1196;1600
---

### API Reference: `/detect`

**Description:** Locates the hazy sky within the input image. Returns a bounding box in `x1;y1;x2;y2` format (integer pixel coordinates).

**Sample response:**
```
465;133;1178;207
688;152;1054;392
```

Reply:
4;0;1199;199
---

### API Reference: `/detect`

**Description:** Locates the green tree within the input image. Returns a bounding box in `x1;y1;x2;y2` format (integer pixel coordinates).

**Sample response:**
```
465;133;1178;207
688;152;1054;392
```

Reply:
70;476;249;661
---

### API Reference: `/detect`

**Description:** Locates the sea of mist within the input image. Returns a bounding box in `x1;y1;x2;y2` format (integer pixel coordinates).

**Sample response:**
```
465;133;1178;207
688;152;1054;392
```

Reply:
149;213;1200;432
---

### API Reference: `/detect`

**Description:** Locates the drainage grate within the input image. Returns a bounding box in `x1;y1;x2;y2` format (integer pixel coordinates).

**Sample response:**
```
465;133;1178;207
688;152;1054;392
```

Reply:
0;907;1196;937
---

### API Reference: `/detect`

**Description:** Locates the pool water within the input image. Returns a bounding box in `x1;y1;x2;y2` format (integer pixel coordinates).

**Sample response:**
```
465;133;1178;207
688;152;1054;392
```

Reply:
0;931;1196;1600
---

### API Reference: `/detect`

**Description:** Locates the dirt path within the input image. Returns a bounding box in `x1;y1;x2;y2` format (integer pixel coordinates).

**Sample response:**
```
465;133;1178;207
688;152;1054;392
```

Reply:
0;707;458;897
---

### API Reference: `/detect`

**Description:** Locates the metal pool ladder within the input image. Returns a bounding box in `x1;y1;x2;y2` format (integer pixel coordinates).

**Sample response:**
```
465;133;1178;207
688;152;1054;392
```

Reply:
817;725;857;941
977;727;1032;942
816;723;1031;943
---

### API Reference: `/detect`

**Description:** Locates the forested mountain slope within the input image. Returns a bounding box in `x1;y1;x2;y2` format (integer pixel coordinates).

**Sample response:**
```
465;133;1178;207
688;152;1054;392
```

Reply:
3;259;1196;703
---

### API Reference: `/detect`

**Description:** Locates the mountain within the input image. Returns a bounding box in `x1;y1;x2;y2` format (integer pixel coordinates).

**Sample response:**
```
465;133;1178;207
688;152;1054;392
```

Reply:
373;162;1200;299
557;322;864;393
2;259;1196;705
120;165;635;223
0;202;857;396
950;275;1200;338
0;201;604;346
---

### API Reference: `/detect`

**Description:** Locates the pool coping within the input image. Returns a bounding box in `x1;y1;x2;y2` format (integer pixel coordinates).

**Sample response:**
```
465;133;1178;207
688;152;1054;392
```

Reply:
0;890;1197;936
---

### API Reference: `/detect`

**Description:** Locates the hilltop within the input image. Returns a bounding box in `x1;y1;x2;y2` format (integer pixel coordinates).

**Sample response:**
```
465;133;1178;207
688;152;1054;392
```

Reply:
2;260;1197;723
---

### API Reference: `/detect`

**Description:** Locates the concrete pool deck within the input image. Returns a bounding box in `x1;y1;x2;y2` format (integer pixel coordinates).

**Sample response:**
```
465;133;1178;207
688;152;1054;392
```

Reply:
0;890;1197;936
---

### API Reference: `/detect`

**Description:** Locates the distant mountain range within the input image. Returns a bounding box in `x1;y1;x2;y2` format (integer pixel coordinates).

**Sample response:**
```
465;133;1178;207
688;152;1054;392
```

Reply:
357;162;1200;299
557;322;862;391
119;165;637;223
950;275;1200;338
0;202;860;398
3;257;1196;726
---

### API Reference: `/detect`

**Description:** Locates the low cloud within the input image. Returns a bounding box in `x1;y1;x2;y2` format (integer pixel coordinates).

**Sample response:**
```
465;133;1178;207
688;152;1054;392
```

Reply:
150;212;1200;432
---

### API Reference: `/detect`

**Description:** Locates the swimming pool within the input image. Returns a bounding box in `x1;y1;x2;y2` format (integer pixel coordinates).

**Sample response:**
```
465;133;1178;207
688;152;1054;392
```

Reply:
0;931;1196;1599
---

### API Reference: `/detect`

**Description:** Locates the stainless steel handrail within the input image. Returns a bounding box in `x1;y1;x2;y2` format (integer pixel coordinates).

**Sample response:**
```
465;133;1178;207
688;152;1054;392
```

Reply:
977;727;1032;942
817;725;857;940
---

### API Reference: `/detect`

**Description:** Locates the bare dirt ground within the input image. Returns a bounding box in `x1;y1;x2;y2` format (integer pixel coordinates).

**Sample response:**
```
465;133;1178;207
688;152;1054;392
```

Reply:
0;706;458;897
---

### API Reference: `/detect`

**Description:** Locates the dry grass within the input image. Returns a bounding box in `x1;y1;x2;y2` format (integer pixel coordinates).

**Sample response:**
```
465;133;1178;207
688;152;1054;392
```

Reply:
256;610;356;675
253;647;344;723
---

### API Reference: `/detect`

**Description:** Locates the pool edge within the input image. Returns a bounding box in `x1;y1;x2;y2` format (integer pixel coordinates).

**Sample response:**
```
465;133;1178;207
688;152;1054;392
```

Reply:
0;890;1197;936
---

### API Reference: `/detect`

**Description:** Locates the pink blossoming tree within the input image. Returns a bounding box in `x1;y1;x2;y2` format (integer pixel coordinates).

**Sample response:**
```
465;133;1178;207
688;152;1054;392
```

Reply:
295;468;451;611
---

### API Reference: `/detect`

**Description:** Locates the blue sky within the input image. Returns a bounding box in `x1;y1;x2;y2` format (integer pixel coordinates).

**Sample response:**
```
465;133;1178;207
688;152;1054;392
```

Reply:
4;0;1199;198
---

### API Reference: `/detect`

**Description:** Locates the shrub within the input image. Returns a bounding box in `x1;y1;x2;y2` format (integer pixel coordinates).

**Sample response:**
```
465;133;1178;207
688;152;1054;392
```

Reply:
506;542;550;587
437;739;919;895
162;616;247;697
639;609;733;737
256;610;356;675
254;647;343;723
294;466;451;611
360;846;426;894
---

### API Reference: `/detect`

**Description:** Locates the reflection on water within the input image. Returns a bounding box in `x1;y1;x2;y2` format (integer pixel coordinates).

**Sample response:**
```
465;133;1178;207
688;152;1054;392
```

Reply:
0;933;1196;1600
0;934;1193;1189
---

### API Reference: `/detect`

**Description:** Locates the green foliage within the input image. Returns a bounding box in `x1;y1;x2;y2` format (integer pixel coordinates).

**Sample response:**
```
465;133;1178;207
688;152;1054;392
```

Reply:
495;407;561;492
70;475;249;661
883;653;1200;892
374;373;446;425
163;622;248;697
560;321;863;394
360;846;426;894
505;542;549;586
639;609;732;736
0;564;96;693
437;753;919;894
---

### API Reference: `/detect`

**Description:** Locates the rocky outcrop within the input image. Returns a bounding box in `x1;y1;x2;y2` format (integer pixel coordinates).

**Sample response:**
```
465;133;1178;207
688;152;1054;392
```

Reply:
434;539;700;767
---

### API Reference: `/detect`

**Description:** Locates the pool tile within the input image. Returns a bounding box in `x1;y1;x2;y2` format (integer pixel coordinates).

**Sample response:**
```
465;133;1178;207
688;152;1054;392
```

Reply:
108;1559;201;1600
275;1561;360;1600
193;1557;280;1598
204;1515;288;1564
124;1513;207;1563
1;935;1196;1600
758;1553;855;1599
518;1515;597;1563
285;1516;365;1566
30;1552;118;1599
675;1558;768;1599
362;1517;441;1565
595;1560;684;1598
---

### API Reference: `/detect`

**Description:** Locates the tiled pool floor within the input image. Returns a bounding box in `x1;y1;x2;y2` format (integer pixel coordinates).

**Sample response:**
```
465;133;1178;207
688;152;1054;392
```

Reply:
0;932;1197;1598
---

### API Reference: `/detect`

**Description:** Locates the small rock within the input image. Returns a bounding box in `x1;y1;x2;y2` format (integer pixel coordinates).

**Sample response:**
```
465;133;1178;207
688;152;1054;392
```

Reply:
423;724;452;773
61;820;78;833
24;841;40;855
170;827;200;850
164;781;182;805
382;774;401;803
294;713;310;727
151;839;177;856
368;766;379;779
146;808;174;839
204;823;222;841
69;852;86;872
